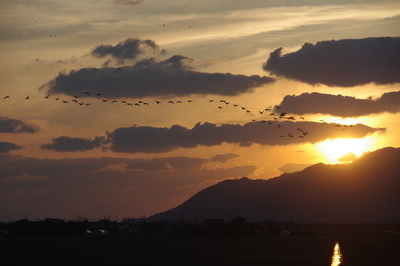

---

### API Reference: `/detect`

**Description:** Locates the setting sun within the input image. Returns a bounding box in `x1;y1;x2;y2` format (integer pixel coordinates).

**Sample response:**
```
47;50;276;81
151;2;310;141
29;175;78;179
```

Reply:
316;137;374;163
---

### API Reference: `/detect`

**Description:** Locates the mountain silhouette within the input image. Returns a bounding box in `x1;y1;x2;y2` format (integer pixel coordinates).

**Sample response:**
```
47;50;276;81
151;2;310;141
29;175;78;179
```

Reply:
149;147;400;223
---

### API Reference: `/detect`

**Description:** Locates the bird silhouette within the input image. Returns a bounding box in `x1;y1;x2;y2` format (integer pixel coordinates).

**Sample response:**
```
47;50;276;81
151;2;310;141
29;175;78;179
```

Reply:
25;95;30;99
3;96;10;100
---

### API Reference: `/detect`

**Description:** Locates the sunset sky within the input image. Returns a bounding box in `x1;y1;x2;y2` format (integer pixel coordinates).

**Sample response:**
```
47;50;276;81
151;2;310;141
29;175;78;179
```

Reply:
1;0;399;222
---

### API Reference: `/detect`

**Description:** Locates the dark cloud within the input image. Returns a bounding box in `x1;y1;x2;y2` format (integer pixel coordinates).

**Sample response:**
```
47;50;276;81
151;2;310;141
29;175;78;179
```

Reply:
0;142;22;153
263;37;400;87
105;121;385;154
41;136;105;152
91;38;166;64
0;117;40;133
113;0;144;6
40;55;275;98
275;91;400;117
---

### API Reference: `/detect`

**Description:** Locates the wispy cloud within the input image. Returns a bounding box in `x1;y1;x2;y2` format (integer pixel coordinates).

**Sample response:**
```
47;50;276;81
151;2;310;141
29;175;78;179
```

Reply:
113;0;144;7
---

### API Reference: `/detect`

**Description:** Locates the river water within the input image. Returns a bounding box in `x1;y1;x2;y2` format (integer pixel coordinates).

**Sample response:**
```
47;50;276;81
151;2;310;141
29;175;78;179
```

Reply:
331;241;343;266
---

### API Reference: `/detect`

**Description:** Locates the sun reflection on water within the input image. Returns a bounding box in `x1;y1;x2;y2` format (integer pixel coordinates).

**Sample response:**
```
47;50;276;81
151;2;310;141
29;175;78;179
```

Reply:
331;242;343;266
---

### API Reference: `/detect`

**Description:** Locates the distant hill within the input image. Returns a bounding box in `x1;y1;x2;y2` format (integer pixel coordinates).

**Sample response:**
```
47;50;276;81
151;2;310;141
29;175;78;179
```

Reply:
148;147;400;223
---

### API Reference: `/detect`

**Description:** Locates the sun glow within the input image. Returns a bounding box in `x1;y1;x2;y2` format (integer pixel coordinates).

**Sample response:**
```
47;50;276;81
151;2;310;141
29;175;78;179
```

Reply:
316;137;374;164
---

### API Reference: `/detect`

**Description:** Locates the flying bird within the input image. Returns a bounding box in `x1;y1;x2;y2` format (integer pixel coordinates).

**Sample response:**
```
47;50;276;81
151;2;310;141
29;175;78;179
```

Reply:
3;96;10;100
25;95;30;99
85;92;91;96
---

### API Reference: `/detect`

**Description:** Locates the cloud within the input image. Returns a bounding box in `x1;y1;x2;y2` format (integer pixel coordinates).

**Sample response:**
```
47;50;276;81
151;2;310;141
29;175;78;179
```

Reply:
0;153;257;220
0;154;257;191
105;121;385;154
40;55;275;98
263;37;400;87
210;153;240;163
126;157;208;172
0;142;22;153
41;136;105;152
0;117;40;133
275;91;400;117
91;38;166;65
113;0;144;6
338;152;357;162
278;163;311;173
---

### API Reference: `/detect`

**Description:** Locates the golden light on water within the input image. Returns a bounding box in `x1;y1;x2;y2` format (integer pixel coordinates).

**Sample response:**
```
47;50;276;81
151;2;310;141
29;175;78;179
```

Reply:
331;242;343;266
316;137;374;164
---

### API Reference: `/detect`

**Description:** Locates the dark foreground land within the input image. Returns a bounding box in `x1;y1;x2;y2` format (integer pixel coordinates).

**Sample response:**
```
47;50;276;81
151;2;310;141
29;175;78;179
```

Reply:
1;224;399;266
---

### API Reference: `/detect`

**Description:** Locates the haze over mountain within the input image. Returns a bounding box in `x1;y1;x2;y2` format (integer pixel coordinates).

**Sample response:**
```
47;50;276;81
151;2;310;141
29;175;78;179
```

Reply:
149;147;400;223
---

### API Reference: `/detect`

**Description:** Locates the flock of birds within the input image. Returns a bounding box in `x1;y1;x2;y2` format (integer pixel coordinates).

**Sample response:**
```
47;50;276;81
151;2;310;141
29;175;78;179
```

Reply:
2;91;354;141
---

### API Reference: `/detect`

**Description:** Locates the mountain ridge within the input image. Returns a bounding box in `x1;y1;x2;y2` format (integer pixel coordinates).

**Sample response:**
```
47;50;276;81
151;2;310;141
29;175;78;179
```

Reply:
148;147;400;223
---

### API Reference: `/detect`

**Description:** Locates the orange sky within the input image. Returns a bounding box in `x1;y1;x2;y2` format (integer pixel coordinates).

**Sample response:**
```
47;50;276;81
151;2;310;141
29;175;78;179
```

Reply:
1;0;399;222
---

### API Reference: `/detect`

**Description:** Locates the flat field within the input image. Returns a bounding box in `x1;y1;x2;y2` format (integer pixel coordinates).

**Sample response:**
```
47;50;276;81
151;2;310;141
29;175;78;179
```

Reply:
1;224;399;266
